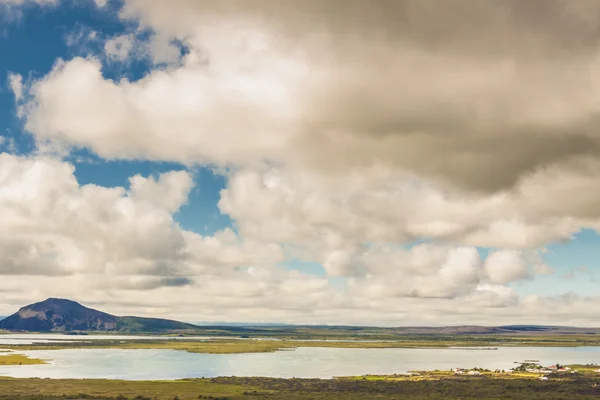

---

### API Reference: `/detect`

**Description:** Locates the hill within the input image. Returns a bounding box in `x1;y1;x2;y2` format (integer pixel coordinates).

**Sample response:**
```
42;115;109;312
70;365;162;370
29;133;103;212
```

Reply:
0;298;197;333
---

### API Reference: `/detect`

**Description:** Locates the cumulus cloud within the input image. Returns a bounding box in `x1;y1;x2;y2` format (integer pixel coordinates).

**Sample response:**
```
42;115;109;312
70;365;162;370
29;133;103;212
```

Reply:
16;0;600;249
103;32;182;65
0;154;281;278
129;170;192;212
218;165;590;250
352;245;483;299
22;55;297;163
4;0;600;325
0;154;182;276
0;153;548;324
484;250;530;285
15;0;600;192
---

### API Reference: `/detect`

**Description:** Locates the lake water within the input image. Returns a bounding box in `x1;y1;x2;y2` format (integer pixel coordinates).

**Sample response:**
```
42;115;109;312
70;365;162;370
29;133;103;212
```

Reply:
0;334;388;345
0;334;222;345
1;346;600;380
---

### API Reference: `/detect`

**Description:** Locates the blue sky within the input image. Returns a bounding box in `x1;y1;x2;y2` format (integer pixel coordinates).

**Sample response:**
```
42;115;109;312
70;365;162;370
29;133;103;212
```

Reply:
1;0;600;325
0;1;230;234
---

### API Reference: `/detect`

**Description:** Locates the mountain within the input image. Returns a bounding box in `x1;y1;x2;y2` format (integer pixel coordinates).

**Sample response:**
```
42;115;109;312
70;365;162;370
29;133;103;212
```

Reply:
0;298;198;333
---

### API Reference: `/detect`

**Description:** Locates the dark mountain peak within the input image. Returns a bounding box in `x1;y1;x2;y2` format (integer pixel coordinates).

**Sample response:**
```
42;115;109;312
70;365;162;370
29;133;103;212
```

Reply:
41;297;71;303
0;298;197;333
36;297;79;305
26;298;93;312
2;298;117;332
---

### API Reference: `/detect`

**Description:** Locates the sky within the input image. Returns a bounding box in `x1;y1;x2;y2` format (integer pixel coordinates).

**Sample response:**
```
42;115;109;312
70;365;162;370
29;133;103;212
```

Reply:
2;0;600;326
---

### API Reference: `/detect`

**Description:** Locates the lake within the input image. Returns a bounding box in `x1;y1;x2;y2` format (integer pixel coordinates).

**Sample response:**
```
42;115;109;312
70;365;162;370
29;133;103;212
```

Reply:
1;345;600;380
0;334;223;345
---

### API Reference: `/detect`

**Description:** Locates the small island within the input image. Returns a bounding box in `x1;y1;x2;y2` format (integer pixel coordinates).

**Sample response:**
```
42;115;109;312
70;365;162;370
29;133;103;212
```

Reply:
0;351;47;366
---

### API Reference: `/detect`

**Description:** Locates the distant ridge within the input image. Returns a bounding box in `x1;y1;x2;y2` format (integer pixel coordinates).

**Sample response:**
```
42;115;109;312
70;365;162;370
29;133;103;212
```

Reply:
193;322;296;327
1;300;598;336
0;298;197;333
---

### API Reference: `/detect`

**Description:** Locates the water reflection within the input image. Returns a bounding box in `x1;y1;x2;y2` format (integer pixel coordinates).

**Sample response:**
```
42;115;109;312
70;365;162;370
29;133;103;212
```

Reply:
1;346;599;380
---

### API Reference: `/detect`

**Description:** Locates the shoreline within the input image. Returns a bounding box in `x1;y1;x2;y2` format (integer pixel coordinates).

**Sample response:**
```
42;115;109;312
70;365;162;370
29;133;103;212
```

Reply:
2;338;599;354
1;370;600;400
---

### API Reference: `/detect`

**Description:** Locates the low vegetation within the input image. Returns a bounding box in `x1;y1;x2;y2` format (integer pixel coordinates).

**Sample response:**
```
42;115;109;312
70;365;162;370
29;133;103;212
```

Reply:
2;372;600;400
6;333;600;355
0;352;47;365
0;377;268;400
3;339;293;354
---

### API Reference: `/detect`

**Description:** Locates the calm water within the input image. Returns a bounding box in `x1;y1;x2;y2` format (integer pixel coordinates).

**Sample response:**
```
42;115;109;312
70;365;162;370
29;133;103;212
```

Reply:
0;334;221;345
1;346;600;380
0;334;387;345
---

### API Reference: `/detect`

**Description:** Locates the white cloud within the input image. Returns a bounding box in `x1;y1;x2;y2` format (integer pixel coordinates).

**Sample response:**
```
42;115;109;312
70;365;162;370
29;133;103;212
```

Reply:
148;33;181;65
350;245;483;299
129;170;192;212
0;136;16;153
484;250;530;285
0;0;57;5
17;0;600;191
103;32;181;65
22;54;300;164
5;0;600;325
0;154;281;278
8;73;23;102
218;165;589;251
0;153;564;325
0;0;57;19
104;34;135;62
17;0;600;253
0;154;184;276
64;26;100;55
323;250;363;277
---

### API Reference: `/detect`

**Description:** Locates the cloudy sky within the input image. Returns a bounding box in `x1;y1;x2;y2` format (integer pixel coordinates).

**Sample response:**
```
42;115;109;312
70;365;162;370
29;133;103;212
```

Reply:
1;0;600;326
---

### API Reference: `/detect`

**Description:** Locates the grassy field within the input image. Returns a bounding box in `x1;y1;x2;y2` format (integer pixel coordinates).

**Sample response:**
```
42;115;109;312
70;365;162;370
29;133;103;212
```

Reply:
6;333;600;355
0;352;46;365
0;377;269;399
6;324;600;340
4;328;600;398
2;372;600;400
3;339;293;354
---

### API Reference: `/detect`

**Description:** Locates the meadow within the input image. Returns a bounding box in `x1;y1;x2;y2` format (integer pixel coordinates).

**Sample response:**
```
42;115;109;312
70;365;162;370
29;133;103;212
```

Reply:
0;352;46;365
4;332;600;399
6;333;600;355
1;373;600;400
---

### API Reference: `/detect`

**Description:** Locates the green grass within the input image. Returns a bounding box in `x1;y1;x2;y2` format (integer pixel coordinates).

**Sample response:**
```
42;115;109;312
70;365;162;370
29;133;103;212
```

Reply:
3;339;294;354
0;353;47;365
0;377;268;400
1;361;600;399
1;374;600;400
7;333;600;355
